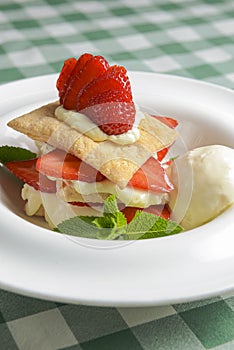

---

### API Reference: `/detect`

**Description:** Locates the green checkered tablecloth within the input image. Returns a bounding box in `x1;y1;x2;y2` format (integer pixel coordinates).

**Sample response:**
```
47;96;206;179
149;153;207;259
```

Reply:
1;0;234;349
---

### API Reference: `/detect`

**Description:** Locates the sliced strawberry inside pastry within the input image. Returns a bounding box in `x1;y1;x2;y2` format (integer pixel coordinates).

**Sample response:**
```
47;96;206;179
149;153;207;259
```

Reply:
128;157;173;193
6;149;173;222
68;202;171;223
36;149;172;193
36;149;105;182
121;204;171;223
153;115;178;129
6;159;56;193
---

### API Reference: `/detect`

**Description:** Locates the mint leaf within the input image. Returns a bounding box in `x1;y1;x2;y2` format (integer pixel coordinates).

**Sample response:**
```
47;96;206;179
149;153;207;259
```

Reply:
94;212;127;240
93;195;127;240
93;212;126;229
125;211;183;240
126;211;159;239
55;195;183;240
103;194;120;214
0;145;36;164
55;196;127;240
55;216;99;238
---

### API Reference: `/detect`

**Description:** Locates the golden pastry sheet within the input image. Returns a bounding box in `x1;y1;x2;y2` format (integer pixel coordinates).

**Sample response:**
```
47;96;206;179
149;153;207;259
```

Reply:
7;101;177;186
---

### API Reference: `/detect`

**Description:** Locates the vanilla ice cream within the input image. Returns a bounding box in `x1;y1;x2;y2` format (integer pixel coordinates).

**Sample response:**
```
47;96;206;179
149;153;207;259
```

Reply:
169;145;234;230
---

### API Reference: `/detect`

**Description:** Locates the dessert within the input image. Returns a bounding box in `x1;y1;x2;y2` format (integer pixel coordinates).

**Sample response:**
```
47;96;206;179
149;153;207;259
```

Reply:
3;53;179;234
2;53;234;238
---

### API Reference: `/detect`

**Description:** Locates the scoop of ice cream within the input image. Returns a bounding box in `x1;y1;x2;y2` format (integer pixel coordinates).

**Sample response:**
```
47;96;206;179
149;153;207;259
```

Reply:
169;145;234;230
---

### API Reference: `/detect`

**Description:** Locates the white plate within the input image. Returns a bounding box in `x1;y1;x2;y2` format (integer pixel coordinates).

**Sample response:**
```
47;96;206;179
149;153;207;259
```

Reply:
1;72;234;307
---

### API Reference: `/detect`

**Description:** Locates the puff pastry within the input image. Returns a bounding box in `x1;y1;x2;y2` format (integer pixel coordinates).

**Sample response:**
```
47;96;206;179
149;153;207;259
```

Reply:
8;101;177;186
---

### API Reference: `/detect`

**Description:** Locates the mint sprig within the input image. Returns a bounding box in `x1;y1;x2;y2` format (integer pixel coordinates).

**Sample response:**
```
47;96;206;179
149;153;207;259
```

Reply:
55;195;183;240
93;196;127;240
125;211;182;239
0;145;36;164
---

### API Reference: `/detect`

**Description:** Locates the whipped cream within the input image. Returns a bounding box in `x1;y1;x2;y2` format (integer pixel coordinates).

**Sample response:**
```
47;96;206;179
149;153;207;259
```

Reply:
55;105;145;145
62;179;168;208
21;184;102;227
22;184;42;216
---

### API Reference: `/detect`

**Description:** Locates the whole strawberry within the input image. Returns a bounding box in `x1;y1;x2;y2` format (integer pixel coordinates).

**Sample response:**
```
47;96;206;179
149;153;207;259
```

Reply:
57;54;136;136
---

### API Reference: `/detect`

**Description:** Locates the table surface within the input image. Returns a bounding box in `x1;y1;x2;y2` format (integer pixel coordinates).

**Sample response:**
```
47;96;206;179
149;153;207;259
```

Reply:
1;0;234;349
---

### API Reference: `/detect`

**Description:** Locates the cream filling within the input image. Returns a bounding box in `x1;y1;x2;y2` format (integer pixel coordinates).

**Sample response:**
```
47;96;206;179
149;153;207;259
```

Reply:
55;105;145;145
21;184;101;228
59;179;168;208
22;175;168;228
22;184;42;216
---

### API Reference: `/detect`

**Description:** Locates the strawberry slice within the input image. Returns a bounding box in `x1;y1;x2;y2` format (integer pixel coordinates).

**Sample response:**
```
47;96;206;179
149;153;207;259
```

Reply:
56;58;77;94
85;90;135;135
62;55;109;110
78;65;135;135
60;53;93;104
37;150;172;191
78;65;132;110
121;204;171;223
36;149;105;182
70;202;171;223
128;157;173;193
154;116;178;161
153;115;178;129
6;159;56;193
69;202;103;208
157;148;169;162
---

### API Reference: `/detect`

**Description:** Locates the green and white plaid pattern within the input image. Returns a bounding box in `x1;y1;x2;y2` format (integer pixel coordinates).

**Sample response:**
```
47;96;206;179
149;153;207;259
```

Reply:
0;0;234;88
1;290;234;350
1;0;234;349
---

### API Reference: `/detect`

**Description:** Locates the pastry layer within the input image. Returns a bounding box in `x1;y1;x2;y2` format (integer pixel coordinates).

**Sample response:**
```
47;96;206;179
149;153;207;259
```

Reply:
8;101;177;186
